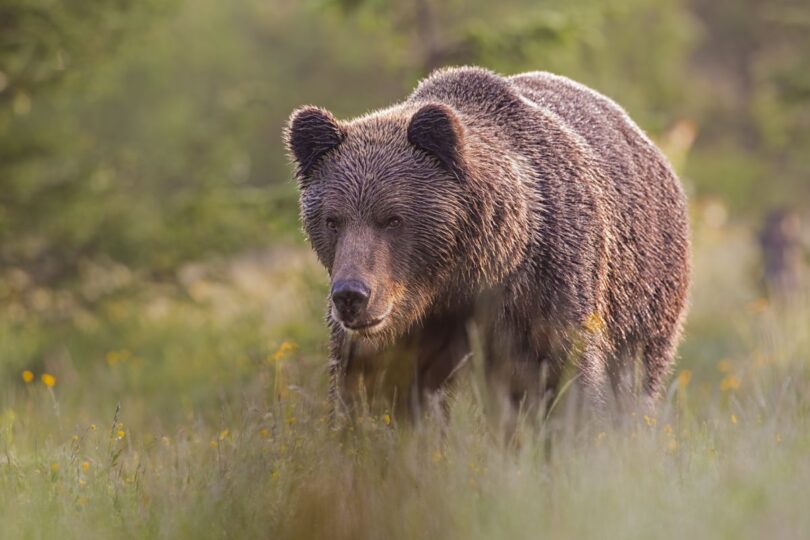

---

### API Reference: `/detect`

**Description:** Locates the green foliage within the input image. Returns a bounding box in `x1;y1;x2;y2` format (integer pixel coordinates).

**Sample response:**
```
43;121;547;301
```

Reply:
686;0;810;214
1;1;810;536
1;0;410;280
2;0;809;282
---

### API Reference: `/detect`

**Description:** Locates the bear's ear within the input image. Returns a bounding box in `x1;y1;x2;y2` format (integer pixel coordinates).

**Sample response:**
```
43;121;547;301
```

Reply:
407;103;466;180
285;106;346;181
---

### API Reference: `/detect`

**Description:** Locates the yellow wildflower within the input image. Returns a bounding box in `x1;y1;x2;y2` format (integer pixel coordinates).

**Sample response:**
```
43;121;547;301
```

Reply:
21;370;34;383
117;430;126;440
716;359;733;373
50;463;59;473
583;312;605;334
643;415;657;427
270;341;297;364
81;461;90;472
677;370;692;390
219;429;229;441
720;374;741;392
382;413;392;426
730;414;738;425
41;373;56;388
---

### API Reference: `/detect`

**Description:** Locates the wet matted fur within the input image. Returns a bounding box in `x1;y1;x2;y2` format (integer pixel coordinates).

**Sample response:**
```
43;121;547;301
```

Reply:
284;66;690;418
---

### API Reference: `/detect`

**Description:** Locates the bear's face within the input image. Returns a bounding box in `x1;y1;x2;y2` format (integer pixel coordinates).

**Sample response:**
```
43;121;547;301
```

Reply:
286;104;469;341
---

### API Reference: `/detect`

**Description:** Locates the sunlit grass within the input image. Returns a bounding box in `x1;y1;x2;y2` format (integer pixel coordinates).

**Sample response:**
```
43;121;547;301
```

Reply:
1;228;810;539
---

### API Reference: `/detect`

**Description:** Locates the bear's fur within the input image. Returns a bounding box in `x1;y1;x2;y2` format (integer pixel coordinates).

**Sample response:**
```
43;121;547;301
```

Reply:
285;66;690;417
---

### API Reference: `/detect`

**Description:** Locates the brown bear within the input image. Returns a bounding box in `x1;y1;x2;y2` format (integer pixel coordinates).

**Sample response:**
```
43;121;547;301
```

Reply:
285;66;689;419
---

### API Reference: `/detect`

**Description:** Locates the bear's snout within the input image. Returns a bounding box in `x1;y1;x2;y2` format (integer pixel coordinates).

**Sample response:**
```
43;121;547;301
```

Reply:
330;278;391;332
331;280;370;322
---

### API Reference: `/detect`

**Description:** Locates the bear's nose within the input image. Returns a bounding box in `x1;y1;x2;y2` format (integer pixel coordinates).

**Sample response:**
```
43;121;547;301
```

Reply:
331;279;370;321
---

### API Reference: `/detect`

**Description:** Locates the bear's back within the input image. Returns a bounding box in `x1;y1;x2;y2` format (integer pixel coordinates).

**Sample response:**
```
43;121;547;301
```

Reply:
408;66;526;127
410;68;674;185
508;71;687;246
508;71;674;189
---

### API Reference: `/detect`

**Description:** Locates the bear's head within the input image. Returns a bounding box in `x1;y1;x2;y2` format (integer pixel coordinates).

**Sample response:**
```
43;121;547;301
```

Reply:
284;103;478;342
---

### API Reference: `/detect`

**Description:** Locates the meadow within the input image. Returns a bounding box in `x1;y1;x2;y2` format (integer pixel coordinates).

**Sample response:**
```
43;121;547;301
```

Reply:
3;0;809;537
2;214;809;539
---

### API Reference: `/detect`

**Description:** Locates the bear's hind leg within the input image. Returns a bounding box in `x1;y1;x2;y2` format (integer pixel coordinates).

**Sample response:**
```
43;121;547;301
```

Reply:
641;335;678;407
577;339;611;416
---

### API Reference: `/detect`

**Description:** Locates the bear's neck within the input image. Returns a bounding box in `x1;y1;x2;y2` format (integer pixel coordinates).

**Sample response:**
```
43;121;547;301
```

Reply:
455;129;534;295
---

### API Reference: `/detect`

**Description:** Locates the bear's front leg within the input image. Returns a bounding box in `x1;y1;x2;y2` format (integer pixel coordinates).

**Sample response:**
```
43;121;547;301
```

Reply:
328;317;471;422
409;318;471;419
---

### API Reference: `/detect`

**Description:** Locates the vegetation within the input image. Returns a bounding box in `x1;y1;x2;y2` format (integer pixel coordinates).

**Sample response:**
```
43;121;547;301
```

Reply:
1;0;809;538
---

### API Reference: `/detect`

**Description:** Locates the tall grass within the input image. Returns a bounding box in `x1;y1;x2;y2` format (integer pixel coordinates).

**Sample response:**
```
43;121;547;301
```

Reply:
1;224;809;539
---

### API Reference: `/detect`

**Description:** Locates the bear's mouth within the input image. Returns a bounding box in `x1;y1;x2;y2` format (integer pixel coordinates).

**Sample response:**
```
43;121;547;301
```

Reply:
338;305;392;334
343;316;386;331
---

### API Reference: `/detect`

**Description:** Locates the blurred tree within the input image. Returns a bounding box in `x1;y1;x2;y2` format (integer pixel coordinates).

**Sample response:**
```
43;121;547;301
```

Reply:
0;0;163;281
688;0;810;214
0;0;414;285
327;0;696;128
0;0;147;102
1;0;808;292
759;208;805;301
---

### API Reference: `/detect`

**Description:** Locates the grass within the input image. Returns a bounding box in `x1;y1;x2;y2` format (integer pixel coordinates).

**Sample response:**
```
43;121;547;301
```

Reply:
1;221;810;539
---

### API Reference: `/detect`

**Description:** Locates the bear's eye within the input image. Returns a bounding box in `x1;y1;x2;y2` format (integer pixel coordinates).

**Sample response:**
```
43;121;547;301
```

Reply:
385;216;402;230
325;217;339;233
